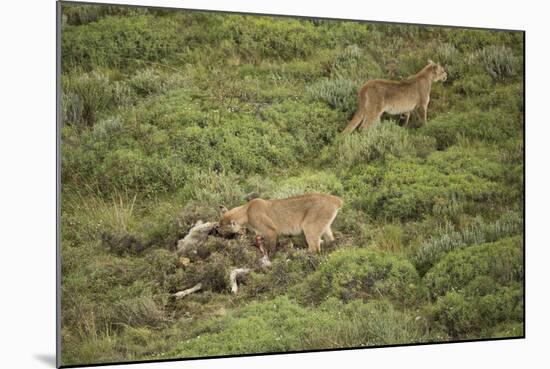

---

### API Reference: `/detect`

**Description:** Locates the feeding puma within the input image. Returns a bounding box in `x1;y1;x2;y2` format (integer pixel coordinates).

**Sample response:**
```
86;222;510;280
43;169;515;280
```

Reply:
218;193;343;255
343;60;447;133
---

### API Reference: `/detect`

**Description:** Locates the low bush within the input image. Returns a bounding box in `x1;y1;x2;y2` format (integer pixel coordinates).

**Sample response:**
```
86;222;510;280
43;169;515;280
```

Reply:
294;248;424;307
421;237;523;339
306;78;359;114
423;236;523;298
260;100;344;151
62;71;114;127
478;45;518;81
127;68;166;97
238;59;324;83
371;224;405;253
220;15;323;63
113;295;167;327
244;250;322;297
434;43;461;81
266;170;344;199
451;73;493;97
419;109;519;149
414;212;523;274
168;296;430;358
62;4;148;26
62;15;186;71
329;45;383;81
331;123;412;166
344;156;504;222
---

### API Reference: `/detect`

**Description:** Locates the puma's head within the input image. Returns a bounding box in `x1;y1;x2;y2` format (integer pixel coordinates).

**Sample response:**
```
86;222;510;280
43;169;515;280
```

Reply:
428;59;447;82
218;205;243;234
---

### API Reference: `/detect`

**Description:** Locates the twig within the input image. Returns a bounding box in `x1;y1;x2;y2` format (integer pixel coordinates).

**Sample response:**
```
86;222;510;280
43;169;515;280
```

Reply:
177;220;218;255
173;283;202;299
230;268;251;294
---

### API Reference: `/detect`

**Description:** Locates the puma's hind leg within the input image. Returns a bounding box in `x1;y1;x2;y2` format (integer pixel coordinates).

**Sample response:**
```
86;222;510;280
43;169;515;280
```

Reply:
359;108;382;131
323;227;335;242
343;110;365;134
304;228;322;253
403;112;411;128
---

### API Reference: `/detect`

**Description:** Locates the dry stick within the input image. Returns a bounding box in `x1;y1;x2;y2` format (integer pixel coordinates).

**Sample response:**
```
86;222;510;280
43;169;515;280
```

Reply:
177;221;218;256
230;268;251;294
260;255;272;268
173;283;202;299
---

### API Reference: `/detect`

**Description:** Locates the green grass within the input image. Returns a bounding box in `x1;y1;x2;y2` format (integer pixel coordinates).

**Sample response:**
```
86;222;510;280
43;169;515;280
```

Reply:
60;3;524;366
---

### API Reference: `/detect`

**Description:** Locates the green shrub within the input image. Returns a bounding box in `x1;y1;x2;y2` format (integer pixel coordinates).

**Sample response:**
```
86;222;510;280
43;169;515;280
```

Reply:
238;59;324;84
62;3;148;26
451;73;493;97
220;16;323;63
61;249;168;339
329;45;383;81
435;43;461;81
181;171;246;209
62;15;185;71
478;45;518;81
259;100;344;151
267;171;344;199
295;248;423;307
477;82;524;116
315;20;371;48
62;71;114;126
168;296;430;358
126;68;190;98
331;123;412;166
426;144;506;181
157;115;299;175
137;201;187;249
444;29;521;53
372;224;405;253
345;157;504;221
245;250;322;297
408;134;438;158
91;117;123;141
61;189;140;244
61;91;84;126
113;295;167;327
422;237;524;338
98;148;190;196
414;212;523;274
127;68;166;96
419;109;518;149
330;204;372;242
423;236;523;298
306;78;359;113
485;321;524;338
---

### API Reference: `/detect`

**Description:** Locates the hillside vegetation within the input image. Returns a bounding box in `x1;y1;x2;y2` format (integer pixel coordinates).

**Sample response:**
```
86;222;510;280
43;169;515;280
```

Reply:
60;4;524;366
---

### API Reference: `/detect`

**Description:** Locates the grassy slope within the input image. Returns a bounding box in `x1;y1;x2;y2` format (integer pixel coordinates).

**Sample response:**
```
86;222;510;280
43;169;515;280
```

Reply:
60;5;524;365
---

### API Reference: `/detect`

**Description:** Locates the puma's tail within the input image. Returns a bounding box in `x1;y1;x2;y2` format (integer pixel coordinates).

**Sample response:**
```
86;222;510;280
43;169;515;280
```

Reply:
342;87;366;134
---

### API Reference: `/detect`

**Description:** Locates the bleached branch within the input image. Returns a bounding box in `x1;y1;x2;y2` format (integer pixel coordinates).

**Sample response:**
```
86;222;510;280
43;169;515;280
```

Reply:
173;283;202;299
230;268;251;294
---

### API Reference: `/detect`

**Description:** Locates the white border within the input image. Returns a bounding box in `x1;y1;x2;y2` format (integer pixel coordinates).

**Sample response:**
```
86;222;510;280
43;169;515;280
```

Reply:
2;1;548;368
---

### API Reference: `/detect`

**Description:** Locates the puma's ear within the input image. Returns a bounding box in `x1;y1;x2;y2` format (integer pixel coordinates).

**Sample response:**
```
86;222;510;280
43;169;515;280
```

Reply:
219;205;228;216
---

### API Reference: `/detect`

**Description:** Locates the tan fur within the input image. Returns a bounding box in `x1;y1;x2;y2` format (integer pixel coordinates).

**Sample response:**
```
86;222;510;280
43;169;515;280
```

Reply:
219;193;343;255
343;60;447;133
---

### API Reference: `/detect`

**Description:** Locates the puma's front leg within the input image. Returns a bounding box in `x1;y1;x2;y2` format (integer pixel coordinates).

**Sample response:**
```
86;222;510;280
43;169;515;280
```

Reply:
403;112;411;127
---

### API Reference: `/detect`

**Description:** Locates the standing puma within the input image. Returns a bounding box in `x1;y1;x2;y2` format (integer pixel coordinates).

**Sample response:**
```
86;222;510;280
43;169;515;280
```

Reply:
218;193;343;255
343;60;447;133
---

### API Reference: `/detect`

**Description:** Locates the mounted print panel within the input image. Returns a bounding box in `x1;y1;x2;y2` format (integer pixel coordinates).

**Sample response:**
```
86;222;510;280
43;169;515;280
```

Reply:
57;1;524;367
